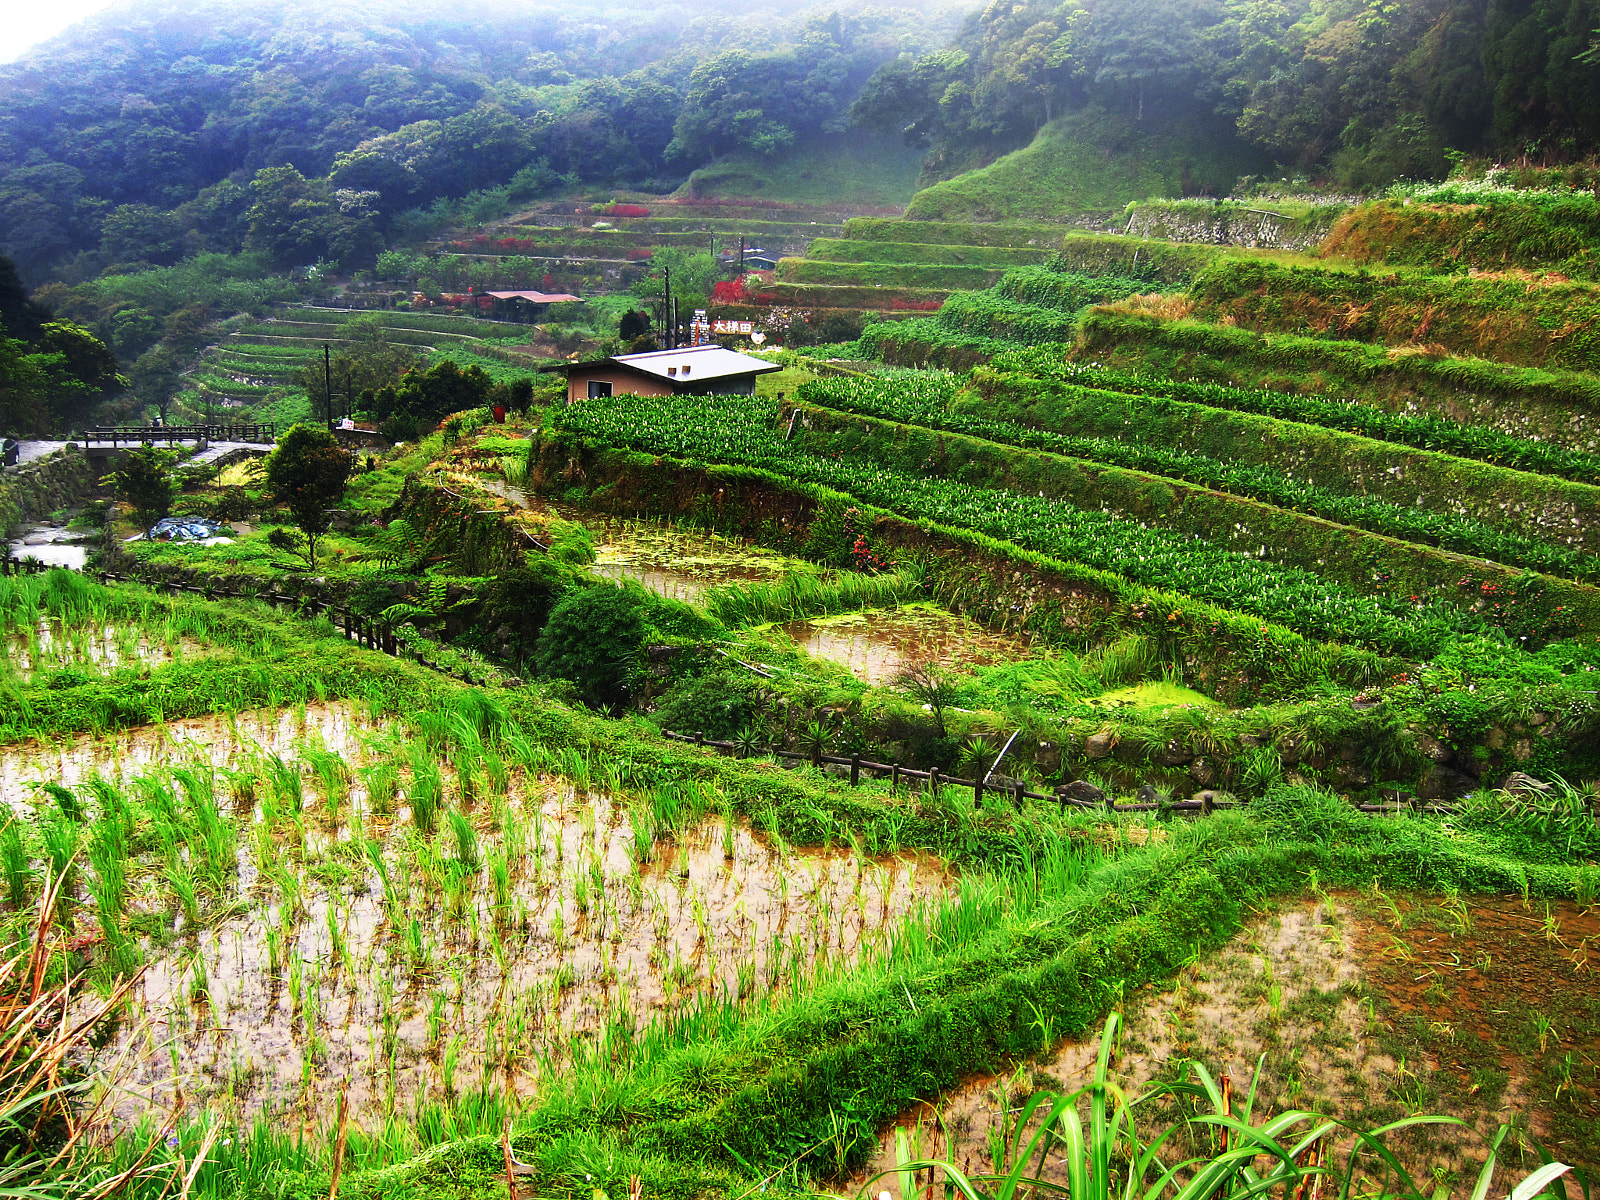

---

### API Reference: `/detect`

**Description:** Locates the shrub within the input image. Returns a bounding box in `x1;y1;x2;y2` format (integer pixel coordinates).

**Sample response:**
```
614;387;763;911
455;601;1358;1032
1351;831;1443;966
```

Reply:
653;668;762;739
533;584;648;707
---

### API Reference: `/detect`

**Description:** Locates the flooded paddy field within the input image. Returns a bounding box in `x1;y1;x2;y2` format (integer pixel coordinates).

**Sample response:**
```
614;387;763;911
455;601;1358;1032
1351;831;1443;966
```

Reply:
781;603;1032;686
6;704;954;1136
4;616;205;679
841;889;1600;1198
0;701;373;809
114;785;948;1132
465;478;1043;684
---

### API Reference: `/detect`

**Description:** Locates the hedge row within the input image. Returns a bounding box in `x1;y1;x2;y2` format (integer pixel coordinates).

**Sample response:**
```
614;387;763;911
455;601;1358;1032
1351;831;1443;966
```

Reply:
1322;198;1600;278
1188;259;1600;371
1075;310;1600;450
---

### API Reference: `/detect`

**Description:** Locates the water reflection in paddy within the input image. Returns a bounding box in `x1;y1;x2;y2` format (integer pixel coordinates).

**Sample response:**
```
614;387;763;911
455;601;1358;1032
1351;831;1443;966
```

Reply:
782;605;1033;685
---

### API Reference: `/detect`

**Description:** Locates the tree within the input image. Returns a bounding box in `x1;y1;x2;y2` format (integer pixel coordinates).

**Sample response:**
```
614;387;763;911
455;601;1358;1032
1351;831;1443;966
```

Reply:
371;359;493;426
263;423;352;569
302;318;423;419
112;445;175;534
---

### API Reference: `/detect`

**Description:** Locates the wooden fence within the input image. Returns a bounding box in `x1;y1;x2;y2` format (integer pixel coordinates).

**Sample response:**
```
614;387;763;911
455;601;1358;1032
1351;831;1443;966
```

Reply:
0;559;1495;815
3;554;495;685
81;423;276;447
662;729;1463;817
663;729;1239;814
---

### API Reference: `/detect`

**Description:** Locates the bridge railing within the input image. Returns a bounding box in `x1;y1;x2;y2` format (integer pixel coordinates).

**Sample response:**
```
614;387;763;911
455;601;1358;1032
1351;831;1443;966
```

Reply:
80;424;276;447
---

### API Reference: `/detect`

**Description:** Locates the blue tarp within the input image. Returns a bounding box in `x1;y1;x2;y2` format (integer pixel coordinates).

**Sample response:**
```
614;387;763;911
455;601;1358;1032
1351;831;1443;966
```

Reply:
148;517;228;540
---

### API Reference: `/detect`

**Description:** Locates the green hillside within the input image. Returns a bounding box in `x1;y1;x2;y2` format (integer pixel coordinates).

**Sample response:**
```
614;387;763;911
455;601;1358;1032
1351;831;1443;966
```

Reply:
905;107;1270;222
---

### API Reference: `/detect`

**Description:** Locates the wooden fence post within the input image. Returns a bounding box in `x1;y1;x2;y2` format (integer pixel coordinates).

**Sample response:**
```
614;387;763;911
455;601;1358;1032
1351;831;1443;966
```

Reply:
1013;780;1025;810
891;763;900;791
850;755;860;786
974;774;983;809
929;767;940;798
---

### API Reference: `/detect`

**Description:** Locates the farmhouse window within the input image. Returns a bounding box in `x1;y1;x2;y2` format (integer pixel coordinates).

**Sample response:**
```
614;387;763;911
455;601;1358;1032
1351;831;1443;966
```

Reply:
588;380;612;398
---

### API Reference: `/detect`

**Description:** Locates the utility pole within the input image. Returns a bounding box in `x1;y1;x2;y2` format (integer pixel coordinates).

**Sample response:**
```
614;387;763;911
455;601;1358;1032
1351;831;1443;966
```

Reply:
738;236;745;275
322;344;335;430
662;267;673;350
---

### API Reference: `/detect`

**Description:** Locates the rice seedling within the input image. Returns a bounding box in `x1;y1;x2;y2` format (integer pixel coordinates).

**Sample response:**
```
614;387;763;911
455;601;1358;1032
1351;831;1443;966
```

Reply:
2;818;34;907
302;743;352;817
449;808;480;869
407;749;443;836
264;753;304;815
169;861;201;928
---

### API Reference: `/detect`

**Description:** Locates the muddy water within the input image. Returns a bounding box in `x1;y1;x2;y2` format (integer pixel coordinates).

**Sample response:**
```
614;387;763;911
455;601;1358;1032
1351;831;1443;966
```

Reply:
783;606;1032;686
0;701;374;810
838;892;1599;1200
103;783;950;1133
9;523;90;570
5;620;201;677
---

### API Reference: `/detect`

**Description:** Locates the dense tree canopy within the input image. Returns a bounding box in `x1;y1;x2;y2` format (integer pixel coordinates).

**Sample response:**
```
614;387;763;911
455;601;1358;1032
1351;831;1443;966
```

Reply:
0;253;123;434
853;0;1600;187
0;0;963;284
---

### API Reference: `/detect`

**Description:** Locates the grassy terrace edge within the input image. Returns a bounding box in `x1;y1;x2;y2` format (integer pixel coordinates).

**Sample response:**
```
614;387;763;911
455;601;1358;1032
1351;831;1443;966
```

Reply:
326;807;1596;1200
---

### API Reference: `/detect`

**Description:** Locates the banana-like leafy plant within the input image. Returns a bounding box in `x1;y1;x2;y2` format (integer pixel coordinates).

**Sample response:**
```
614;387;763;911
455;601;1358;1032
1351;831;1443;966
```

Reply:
863;1014;1575;1200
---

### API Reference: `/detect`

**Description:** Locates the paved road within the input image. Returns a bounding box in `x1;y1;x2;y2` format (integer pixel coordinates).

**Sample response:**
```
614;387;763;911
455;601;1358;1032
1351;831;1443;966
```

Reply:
7;438;271;468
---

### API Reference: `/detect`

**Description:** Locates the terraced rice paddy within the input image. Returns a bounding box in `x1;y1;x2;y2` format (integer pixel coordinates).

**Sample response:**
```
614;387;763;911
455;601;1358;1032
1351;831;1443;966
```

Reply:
80;742;950;1131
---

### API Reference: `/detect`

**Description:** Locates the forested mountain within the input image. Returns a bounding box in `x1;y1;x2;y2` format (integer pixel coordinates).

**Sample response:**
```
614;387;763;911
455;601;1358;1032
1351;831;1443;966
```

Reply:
852;0;1600;188
0;0;965;283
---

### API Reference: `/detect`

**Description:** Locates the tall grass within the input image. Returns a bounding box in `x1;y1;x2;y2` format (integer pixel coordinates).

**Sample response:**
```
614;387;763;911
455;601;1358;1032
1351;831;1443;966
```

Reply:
704;566;926;626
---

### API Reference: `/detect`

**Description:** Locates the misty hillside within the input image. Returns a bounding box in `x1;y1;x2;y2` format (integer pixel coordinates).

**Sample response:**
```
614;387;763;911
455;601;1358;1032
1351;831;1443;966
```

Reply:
0;0;965;281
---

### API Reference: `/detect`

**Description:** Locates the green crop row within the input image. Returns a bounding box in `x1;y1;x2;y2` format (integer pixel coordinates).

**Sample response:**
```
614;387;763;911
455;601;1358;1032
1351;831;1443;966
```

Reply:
783;399;1600;640
1050;234;1226;284
544;392;1575;657
242;322;451;349
805;238;1053;266
275;308;506;339
211;353;307;375
852;270;1150;355
794;373;1600;579
840;217;1077;249
1188;259;1600;370
855;319;1028;371
1038;327;1600;485
747;281;953;308
995;267;1152;311
772;259;1005;289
